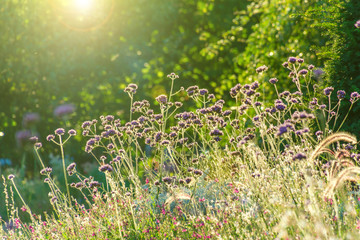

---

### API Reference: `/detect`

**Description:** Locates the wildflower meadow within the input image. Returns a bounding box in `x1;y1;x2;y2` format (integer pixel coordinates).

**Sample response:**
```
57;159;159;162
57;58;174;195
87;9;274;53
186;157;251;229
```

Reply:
2;57;360;239
1;1;360;239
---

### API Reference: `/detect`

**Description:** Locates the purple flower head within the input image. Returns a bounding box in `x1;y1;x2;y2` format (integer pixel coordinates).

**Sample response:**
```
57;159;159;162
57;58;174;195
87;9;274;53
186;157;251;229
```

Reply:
68;129;76;136
310;98;318;106
282;62;289;68
193;169;203;176
82;121;92;129
89;181;101;189
154;131;163;142
22;113;40;128
355;20;360;28
269;78;278;84
167;72;179;79
279;91;291;98
277;125;288;136
315;131;323;136
208;94;215;100
299;69;308;75
251;81;260;90
99;164;113;173
75;182;84;189
54;104;75;118
54;128;65;135
288;57;297;63
210;129;224;136
324;87;334;96
124;84;138;93
253;115;260;122
256;65;268;73
67;163;76;172
160;140;170;145
297;58;304;63
29;136;39;142
46;134;55;141
105;115;114;122
186;85;199;97
313;69;324;78
163;177;173;184
199;89;209;95
185;177;192;184
155;95;168;105
350;92;360;102
8;174;15;180
211;104;222;113
222;110;232;116
175;102;183;108
128;83;138;90
308;64;315;70
295;130;303;135
275;101;286;111
245;89;255;97
230;84;242;98
276;123;294;136
35;142;42;149
293;153;306;160
337;90;346;100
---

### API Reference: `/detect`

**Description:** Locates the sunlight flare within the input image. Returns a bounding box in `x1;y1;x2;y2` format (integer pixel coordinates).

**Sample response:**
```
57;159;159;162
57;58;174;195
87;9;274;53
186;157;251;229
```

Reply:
74;0;93;11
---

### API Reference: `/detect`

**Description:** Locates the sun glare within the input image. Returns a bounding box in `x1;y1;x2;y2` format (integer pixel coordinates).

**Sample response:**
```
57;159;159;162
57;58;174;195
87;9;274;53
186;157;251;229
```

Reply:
74;0;93;11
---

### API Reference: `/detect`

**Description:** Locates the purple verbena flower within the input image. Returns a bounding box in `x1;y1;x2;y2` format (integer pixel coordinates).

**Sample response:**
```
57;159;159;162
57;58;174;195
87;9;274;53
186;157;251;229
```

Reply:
199;89;209;95
293;153;306;160
155;95;168;105
46;134;55;141
54;128;65;135
82;121;92;129
67;163;76;172
256;65;268;73
68;129;76;136
269;78;278;84
99;164;113;173
324;87;334;96
288;57;297;63
350;92;360;103
355;20;360;28
337;90;346;100
299;69;308;75
54;104;75;118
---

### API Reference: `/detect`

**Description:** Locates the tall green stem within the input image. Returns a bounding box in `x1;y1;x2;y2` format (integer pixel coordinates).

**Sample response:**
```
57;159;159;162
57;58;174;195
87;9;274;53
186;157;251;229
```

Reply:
59;136;71;205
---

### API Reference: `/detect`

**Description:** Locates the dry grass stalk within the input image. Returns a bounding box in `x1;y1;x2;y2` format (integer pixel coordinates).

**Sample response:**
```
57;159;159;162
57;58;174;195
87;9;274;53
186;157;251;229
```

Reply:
308;132;357;164
324;167;360;199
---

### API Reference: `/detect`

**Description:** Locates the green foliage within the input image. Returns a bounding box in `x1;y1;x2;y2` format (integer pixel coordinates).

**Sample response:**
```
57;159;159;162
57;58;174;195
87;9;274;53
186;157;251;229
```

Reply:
0;0;247;168
303;0;360;134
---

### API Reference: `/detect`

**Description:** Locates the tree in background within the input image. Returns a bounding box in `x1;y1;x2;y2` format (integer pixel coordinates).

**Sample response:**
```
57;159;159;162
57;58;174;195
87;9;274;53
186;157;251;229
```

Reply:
304;0;360;135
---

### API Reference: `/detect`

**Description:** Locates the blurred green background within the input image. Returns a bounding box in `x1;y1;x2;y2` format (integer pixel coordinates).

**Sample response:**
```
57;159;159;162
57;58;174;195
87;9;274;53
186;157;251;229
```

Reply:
0;0;359;173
